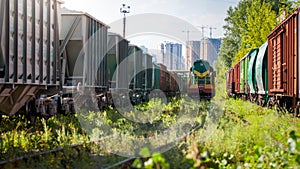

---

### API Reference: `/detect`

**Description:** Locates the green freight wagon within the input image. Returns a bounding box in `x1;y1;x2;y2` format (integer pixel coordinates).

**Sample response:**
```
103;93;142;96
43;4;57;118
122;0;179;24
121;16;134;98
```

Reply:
152;63;160;90
128;45;143;90
247;48;259;102
107;33;129;89
240;49;258;99
255;42;268;106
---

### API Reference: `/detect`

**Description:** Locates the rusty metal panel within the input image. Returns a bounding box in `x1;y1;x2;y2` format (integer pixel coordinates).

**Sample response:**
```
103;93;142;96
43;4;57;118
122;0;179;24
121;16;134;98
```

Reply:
230;68;234;94
298;12;300;98
233;63;240;93
158;63;167;92
271;35;282;92
226;68;234;94
268;9;298;98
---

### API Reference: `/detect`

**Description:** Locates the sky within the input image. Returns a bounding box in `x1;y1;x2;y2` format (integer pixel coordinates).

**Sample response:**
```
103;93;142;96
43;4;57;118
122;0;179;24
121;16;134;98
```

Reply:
61;0;239;51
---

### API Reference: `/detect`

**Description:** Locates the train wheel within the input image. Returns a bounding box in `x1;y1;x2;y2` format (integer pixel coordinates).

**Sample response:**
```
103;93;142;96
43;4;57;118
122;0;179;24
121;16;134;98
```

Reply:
26;98;37;123
267;98;273;108
295;101;300;117
68;100;76;114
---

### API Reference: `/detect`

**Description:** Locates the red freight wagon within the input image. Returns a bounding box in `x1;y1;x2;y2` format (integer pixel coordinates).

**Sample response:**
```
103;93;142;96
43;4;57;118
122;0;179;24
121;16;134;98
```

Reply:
226;68;234;96
170;72;179;93
267;7;299;110
233;62;240;94
157;63;167;92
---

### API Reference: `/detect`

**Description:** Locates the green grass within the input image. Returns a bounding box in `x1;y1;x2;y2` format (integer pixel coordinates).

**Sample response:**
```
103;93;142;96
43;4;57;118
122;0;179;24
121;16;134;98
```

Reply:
183;98;300;168
0;98;208;168
3;95;299;168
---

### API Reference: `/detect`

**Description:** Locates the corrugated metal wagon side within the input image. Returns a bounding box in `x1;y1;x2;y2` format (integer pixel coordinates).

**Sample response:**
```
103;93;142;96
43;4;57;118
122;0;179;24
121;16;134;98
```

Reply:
60;9;109;94
107;32;129;107
239;55;247;95
226;68;233;96
152;63;160;90
247;48;258;102
107;32;129;90
255;42;268;106
128;45;144;103
157;63;167;93
128;45;143;91
233;62;240;95
59;9;109;111
0;0;61;116
170;71;180;96
267;8;299;110
145;53;153;92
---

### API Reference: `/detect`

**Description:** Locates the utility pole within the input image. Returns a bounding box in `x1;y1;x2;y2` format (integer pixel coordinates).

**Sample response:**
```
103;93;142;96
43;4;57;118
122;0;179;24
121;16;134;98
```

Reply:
120;4;130;38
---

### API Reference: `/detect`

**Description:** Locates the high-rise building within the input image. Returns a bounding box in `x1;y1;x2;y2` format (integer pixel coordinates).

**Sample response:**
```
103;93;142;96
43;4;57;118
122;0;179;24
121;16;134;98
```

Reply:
186;38;221;68
186;41;200;69
161;42;184;70
200;38;221;66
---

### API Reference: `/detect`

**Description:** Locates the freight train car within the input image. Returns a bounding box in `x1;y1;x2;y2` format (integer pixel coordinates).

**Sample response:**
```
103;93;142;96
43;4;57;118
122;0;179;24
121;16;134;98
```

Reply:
152;63;160;90
59;8;109;112
227;7;300;114
227;42;269;105
0;3;186;118
107;33;129;108
247;48;259;102
188;59;215;99
170;72;180;96
227;49;259;100
226;68;234;97
0;0;62;117
157;63;169;95
128;45;144;104
254;42;268;106
267;8;300;112
107;33;129;90
145;53;153;94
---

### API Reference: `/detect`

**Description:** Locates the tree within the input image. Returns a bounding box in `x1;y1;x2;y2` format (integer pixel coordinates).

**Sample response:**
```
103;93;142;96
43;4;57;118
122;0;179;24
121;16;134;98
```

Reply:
234;0;277;64
218;0;296;68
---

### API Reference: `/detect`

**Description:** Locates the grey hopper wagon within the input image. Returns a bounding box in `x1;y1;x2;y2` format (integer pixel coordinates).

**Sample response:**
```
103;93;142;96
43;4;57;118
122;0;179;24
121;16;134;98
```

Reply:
60;8;109;95
128;45;143;91
0;0;62;116
107;32;129;90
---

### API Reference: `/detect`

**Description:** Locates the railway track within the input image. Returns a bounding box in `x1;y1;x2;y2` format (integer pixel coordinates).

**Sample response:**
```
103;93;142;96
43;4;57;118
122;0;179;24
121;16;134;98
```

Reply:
0;118;205;168
0;133;120;167
0;121;175;168
0;99;208;168
103;122;204;169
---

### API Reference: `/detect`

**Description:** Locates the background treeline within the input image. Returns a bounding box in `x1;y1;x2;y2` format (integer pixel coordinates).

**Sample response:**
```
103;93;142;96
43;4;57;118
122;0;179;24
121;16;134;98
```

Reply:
218;0;300;69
